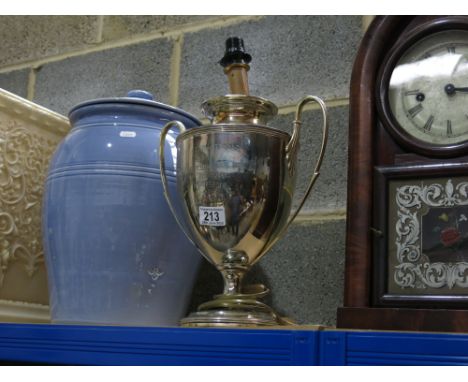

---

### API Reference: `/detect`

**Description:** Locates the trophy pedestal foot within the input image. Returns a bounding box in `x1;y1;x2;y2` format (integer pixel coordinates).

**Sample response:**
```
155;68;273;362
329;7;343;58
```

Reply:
180;290;296;327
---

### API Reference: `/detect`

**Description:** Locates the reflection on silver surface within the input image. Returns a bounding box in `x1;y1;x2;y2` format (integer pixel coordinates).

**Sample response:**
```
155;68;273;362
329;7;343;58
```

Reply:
165;130;178;174
177;125;291;266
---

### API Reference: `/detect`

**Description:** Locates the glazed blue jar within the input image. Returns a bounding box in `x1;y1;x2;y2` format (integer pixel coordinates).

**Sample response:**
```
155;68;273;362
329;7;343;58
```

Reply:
43;90;202;326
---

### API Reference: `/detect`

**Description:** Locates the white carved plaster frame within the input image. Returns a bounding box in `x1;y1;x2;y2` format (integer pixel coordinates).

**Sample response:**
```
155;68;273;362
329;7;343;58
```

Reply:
0;88;69;322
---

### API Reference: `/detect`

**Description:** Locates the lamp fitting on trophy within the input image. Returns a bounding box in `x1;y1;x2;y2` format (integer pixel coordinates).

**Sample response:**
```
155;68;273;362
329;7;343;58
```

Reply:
159;37;329;327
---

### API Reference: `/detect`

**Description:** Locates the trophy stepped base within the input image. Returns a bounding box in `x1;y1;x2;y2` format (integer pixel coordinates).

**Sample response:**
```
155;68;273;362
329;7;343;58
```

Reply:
180;293;295;327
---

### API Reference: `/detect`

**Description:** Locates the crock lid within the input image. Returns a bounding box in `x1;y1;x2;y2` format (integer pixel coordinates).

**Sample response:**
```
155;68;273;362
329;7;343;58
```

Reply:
68;90;200;125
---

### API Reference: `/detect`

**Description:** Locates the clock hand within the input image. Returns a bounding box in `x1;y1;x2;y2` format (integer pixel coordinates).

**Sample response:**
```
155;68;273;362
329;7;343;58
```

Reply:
445;83;468;95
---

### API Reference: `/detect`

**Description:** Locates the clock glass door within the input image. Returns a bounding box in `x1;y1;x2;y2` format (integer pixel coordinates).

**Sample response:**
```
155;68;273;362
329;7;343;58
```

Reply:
388;30;468;146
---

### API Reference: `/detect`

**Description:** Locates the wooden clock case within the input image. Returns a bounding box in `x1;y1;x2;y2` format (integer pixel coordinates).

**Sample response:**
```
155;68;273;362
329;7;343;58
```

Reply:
337;15;468;333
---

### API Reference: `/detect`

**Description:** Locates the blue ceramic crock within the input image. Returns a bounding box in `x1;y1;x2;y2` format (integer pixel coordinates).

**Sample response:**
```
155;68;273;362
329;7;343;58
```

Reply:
42;90;202;326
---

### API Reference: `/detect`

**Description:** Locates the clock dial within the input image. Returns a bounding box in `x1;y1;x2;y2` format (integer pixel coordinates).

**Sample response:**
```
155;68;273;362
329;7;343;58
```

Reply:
388;30;468;145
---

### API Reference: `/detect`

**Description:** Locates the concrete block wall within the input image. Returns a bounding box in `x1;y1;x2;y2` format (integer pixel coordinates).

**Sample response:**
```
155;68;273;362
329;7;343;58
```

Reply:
0;15;369;326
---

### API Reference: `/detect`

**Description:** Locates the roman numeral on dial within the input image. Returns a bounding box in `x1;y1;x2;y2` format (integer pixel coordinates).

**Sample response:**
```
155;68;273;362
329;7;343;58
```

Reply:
447;120;453;136
447;46;456;54
408;104;423;118
423;115;434;132
405;89;420;96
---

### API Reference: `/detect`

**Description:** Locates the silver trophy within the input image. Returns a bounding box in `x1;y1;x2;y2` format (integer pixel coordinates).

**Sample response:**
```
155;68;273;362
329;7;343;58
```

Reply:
159;37;328;327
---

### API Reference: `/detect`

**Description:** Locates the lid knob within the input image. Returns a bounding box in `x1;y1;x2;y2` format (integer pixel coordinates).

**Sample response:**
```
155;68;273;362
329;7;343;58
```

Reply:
127;90;154;100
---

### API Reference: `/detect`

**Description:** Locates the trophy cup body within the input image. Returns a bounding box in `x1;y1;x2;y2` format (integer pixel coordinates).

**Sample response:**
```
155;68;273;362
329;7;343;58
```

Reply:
159;38;329;326
178;124;292;270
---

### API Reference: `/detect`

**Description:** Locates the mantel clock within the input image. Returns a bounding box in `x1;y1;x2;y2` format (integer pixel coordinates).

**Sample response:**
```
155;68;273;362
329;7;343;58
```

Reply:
338;16;468;333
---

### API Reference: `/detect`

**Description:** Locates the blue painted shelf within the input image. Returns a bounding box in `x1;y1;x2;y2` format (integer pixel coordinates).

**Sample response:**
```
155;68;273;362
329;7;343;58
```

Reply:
320;329;468;366
2;323;468;365
0;323;320;365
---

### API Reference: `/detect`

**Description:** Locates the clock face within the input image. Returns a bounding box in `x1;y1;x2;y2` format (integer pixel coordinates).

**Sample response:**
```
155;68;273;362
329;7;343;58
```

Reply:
388;30;468;146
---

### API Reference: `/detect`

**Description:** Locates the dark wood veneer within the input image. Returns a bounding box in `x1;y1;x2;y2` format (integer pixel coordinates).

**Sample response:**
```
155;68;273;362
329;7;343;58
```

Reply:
338;307;468;333
344;16;411;308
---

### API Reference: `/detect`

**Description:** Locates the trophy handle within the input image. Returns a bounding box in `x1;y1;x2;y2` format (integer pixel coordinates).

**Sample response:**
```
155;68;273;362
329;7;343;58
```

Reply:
256;95;329;259
286;95;329;223
159;121;205;256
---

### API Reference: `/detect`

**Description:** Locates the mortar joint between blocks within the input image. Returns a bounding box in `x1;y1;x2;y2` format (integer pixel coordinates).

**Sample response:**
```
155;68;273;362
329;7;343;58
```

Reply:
26;67;37;101
169;33;184;107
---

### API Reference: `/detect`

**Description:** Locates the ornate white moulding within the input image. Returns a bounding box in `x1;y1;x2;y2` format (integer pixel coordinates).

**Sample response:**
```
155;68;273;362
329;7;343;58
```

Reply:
0;88;69;323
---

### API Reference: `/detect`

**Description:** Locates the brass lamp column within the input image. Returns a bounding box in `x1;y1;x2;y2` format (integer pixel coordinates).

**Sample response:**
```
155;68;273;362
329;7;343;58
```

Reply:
220;36;251;95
